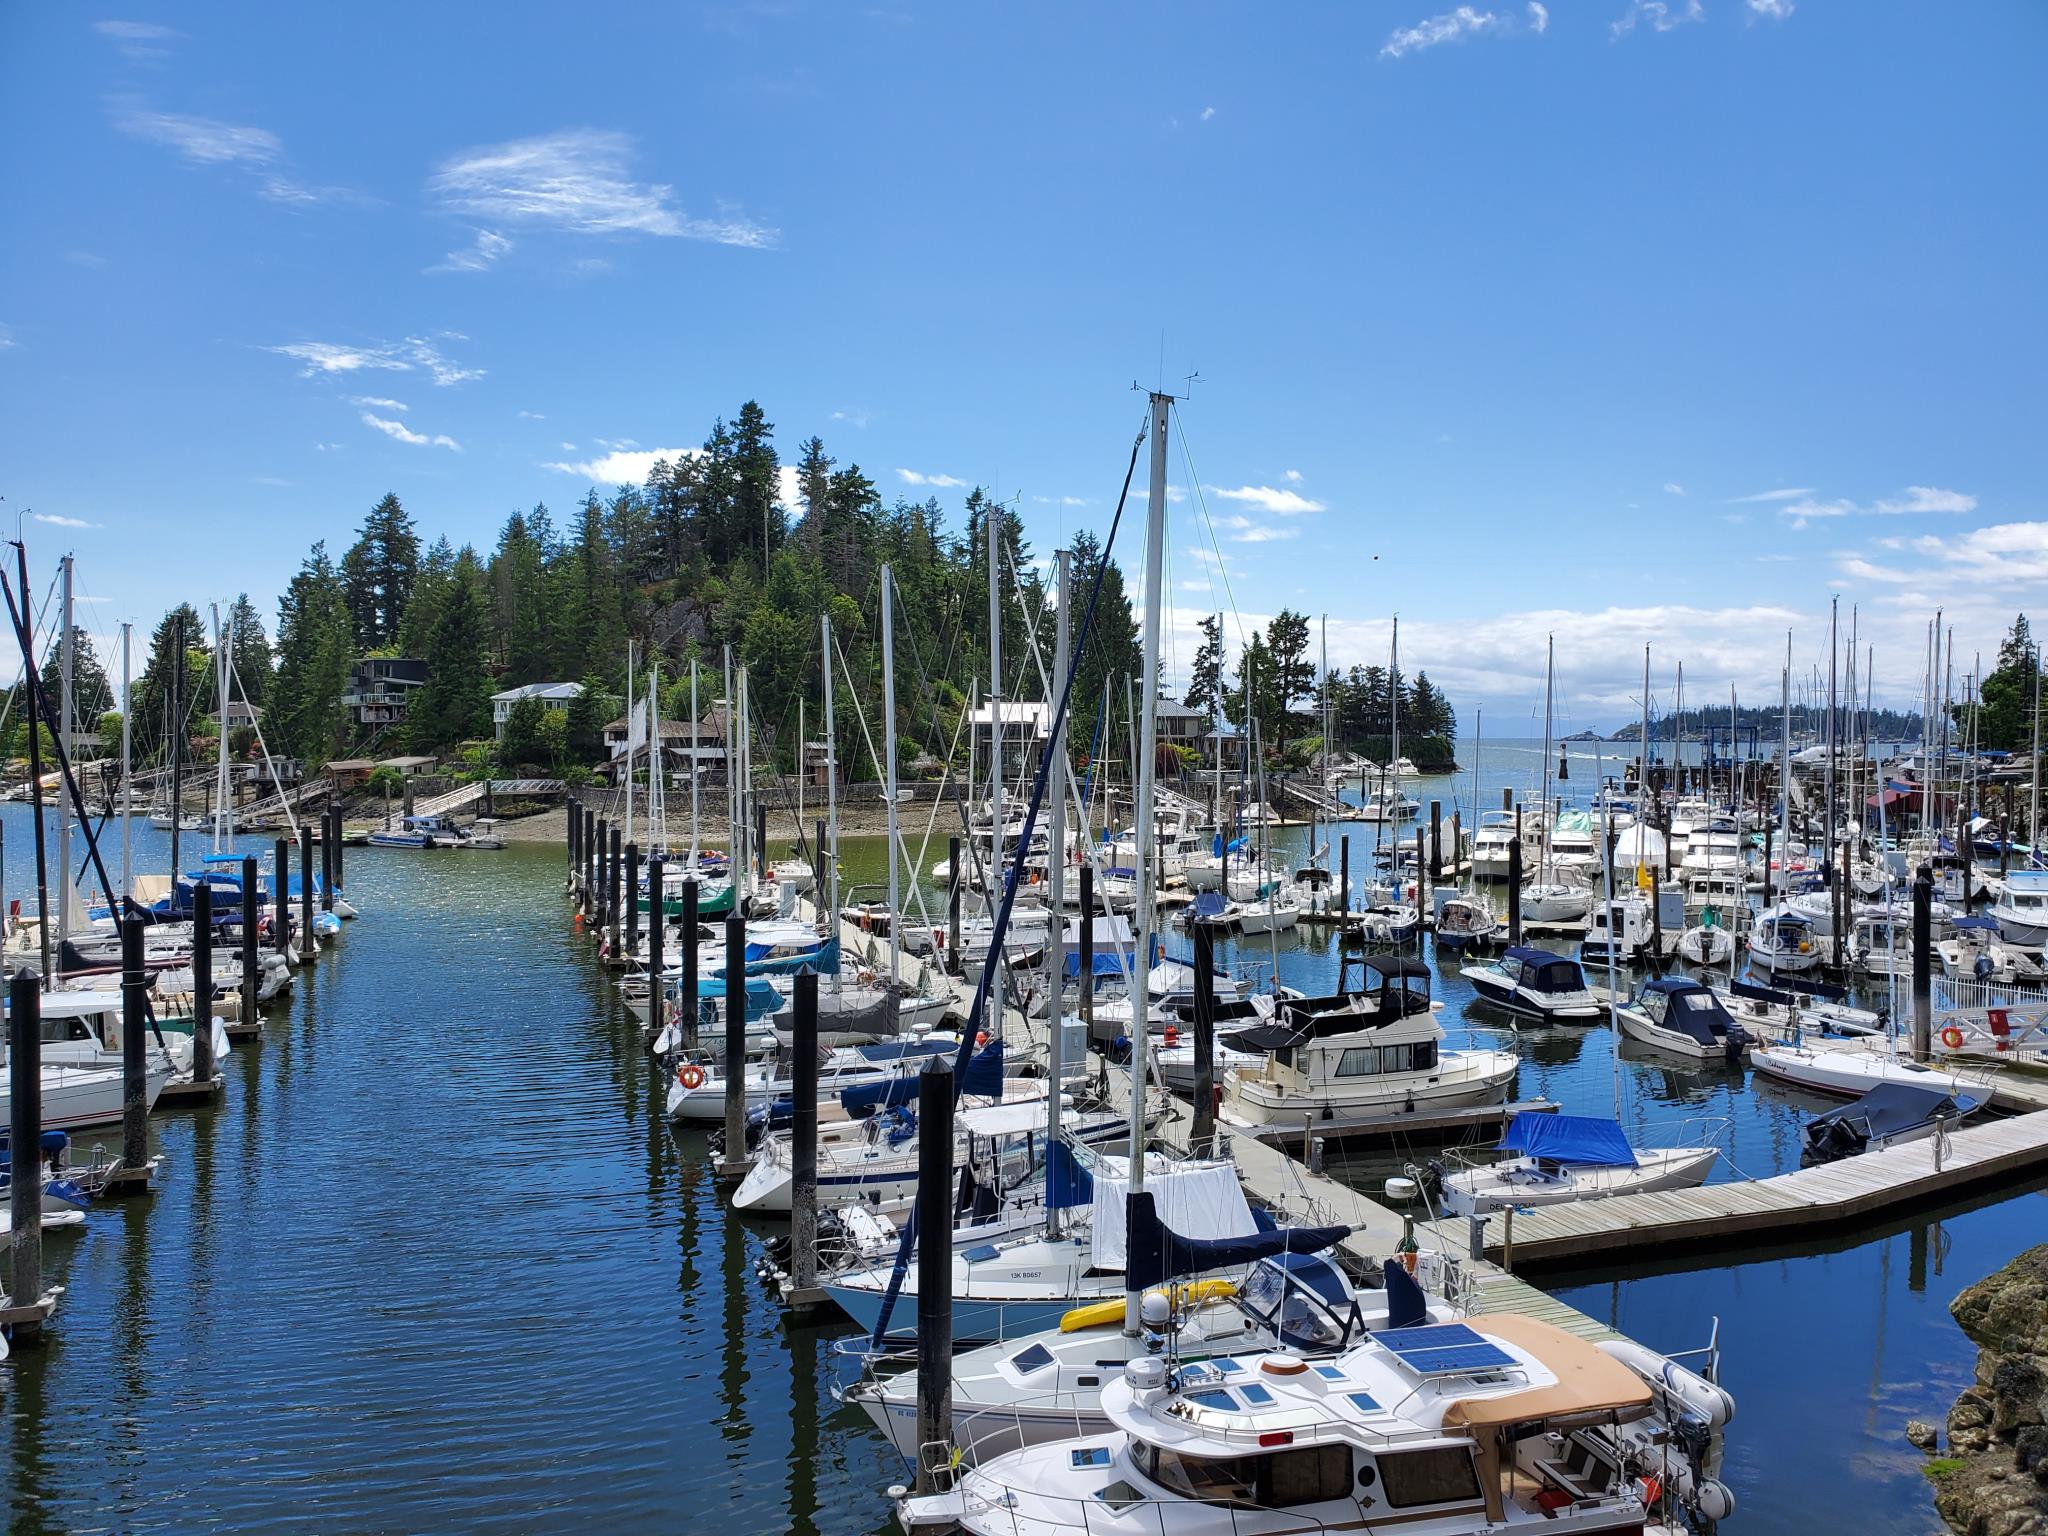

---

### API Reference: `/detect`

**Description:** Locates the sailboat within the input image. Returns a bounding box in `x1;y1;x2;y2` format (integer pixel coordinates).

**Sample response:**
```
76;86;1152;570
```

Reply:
1519;636;1593;925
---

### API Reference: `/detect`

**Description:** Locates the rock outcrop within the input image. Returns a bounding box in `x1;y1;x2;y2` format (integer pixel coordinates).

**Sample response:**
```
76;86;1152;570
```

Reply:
1921;1245;2048;1536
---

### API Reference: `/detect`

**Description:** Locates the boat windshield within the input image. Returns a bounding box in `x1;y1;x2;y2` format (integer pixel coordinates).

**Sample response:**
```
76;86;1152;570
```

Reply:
1234;1255;1362;1350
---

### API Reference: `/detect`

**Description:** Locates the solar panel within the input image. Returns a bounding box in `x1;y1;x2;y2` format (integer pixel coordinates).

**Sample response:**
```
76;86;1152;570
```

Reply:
1374;1323;1516;1376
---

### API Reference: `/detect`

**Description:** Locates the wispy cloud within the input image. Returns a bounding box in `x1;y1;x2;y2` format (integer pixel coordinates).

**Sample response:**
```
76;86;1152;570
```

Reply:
1221;515;1297;544
30;513;101;529
1663;482;1685;496
517;410;546;420
362;412;459;451
1032;494;1089;507
1611;0;1703;38
1528;2;1550;31
1207;484;1325;515
897;468;966;489
544;446;697;483
429;228;512;275
1746;0;1794;17
830;407;872;429
1199;106;1216;122
1282;469;1303;483
1779;484;1977;528
0;322;14;352
1727;486;1815;504
94;19;180;62
1836;521;2048;591
350;395;409;412
429;128;777;248
109;97;356;205
1381;6;1512;58
267;335;482;387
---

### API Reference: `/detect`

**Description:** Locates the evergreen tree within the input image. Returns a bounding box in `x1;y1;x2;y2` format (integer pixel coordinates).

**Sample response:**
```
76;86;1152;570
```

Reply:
42;625;115;722
409;552;492;751
564;490;625;679
341;492;422;649
227;593;274;705
270;546;352;764
1265;609;1315;743
132;603;209;763
795;434;833;555
397;538;457;658
490;508;558;684
498;693;549;768
563;674;608;763
1975;614;2038;754
1066;529;1141;755
730;400;781;574
1184;615;1226;718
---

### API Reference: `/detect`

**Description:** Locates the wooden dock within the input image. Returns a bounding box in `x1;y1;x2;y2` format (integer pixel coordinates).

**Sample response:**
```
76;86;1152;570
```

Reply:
1454;1108;2048;1272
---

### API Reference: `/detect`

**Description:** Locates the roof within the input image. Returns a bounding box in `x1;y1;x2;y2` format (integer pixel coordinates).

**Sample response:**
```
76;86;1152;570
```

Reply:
378;755;436;768
603;717;696;738
1440;1314;1652;1435
1152;698;1210;720
326;758;377;772
965;699;1052;735
491;682;583;704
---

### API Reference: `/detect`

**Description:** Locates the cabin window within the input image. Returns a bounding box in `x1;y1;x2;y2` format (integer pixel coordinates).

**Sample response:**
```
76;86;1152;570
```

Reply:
1134;1444;1255;1498
1008;1343;1055;1375
1381;1043;1414;1073
1273;1047;1293;1070
1498;957;1521;984
1640;993;1668;1025
1414;1040;1438;1071
1263;1444;1352;1505
1335;1047;1380;1077
1377;1445;1484;1507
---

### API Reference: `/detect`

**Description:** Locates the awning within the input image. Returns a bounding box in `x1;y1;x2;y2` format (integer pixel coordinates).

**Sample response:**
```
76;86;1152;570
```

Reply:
1440;1313;1653;1433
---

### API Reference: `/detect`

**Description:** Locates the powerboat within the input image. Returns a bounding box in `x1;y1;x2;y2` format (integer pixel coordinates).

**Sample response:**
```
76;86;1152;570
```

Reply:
1462;947;1600;1021
462;817;507;849
1990;868;2048;948
1430;1112;1719;1217
1746;906;1822;975
1800;1081;1982;1164
367;813;471;849
1518;878;1593;926
1749;1040;1983;1100
1938;917;2047;985
662;1032;960;1121
1433;892;1499;955
1612;977;1750;1063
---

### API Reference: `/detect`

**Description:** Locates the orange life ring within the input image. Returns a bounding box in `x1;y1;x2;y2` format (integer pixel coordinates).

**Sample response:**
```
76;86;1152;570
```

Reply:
1163;1024;1180;1048
677;1063;707;1090
1940;1025;1965;1050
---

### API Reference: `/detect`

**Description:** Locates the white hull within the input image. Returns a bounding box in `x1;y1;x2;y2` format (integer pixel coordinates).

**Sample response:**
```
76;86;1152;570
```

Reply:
1225;1047;1517;1127
1750;1043;1977;1100
1440;1145;1718;1216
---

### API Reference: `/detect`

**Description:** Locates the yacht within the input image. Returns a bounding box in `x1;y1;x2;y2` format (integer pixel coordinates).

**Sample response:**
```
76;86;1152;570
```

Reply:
1679;817;1744;876
1611;977;1750;1062
1461;947;1600;1021
1432;892;1498;954
1431;1111;1719;1216
1548;811;1600;876
1469;812;1533;879
1580;890;1681;966
1223;963;1515;1127
1991;868;2048;948
662;1032;959;1121
1746;906;1822;975
899;1313;1734;1536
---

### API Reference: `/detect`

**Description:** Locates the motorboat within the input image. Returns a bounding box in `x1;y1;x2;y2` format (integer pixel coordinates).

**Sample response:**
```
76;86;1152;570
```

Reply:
1219;886;1300;935
462;817;507;850
1223;959;1515;1127
1432;892;1498;955
1679;817;1744;876
1990;869;2048;947
1354;902;1422;946
1611;977;1750;1063
1469;812;1533;879
1548;811;1600;877
1714;976;1881;1041
30;987;228;1078
1746;905;1822;975
899;1311;1732;1536
1461;947;1600;1021
0;1060;168;1132
1800;1081;1983;1164
1749;1040;1983;1100
1579;890;1682;967
1938;916;2047;985
1680;869;1745;924
1430;1112;1719;1217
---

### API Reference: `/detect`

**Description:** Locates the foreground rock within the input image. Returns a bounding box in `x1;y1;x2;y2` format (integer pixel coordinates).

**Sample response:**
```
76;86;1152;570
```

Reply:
1922;1244;2048;1536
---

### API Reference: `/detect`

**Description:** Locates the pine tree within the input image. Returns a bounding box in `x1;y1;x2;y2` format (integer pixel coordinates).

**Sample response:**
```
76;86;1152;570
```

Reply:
42;625;115;722
397;538;457;658
1185;615;1225;718
270;546;352;764
1265;610;1315;745
409;552;492;752
730;400;781;574
341;493;422;649
132;603;209;764
563;674;608;763
499;694;549;767
564;490;625;679
1975;614;2038;754
795;434;833;555
227;594;274;705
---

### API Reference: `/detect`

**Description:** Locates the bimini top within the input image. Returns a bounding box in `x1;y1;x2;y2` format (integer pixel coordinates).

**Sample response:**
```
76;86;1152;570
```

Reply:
1499;1111;1635;1168
1502;947;1586;994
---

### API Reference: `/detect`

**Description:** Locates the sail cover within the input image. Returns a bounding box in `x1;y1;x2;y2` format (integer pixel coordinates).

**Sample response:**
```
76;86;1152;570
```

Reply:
1499;1111;1637;1168
1090;1160;1255;1271
1122;1190;1351;1291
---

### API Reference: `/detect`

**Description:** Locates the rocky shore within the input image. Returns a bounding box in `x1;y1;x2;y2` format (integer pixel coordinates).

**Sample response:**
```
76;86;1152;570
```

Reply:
1913;1244;2048;1535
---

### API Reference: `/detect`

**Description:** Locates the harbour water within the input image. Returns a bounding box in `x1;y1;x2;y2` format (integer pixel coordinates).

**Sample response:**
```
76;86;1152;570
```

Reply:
1;736;2036;1532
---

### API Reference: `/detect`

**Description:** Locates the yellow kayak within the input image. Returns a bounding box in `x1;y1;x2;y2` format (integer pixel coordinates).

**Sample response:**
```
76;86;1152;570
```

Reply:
1058;1280;1236;1332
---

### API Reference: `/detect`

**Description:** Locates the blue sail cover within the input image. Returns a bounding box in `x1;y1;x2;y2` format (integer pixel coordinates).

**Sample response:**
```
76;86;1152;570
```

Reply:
1124;1191;1350;1291
1065;949;1130;979
1047;1137;1094;1209
1187;891;1226;922
1499;1112;1637;1168
839;1038;1004;1116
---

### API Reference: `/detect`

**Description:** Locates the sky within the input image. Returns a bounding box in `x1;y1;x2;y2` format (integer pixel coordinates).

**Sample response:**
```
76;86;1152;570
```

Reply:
2;1;2044;733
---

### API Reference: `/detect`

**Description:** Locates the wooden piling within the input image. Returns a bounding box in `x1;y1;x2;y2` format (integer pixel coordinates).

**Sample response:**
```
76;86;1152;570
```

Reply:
719;911;748;1184
1428;800;1442;883
566;794;580;886
1338;834;1350;916
608;824;623;956
755;800;769;884
8;971;43;1337
913;1054;956;1494
1191;918;1216;1155
624;841;641;959
241;855;260;1025
680;878;699;1049
645;854;664;1046
1912;862;1933;1062
191;883;216;1083
786;969;825;1311
298;834;317;962
1506;812;1523;947
274;838;291;960
320;814;336;913
328;804;344;895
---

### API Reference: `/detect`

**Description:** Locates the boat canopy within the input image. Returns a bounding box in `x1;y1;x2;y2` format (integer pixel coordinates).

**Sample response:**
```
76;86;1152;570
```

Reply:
1499;1111;1636;1168
1639;978;1741;1046
1808;1082;1971;1142
1091;1163;1257;1272
1502;947;1585;994
1952;916;2000;932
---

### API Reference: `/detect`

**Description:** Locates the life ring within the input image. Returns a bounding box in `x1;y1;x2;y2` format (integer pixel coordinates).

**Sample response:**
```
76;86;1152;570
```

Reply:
1940;1025;1965;1050
975;1030;990;1047
677;1062;707;1090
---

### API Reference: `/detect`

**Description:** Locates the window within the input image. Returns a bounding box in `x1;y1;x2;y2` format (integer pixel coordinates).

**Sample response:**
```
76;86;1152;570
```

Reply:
1069;1446;1113;1469
1640;993;1668;1025
1008;1343;1054;1375
1347;1391;1382;1413
1136;1444;1255;1498
1376;1446;1484;1508
1238;1383;1274;1405
1184;1389;1237;1412
1381;1043;1414;1074
1336;1047;1380;1077
1263;1444;1352;1505
1414;1040;1438;1071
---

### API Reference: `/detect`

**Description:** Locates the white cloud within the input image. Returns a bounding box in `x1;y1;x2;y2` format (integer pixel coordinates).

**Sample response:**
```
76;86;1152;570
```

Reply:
560;441;577;452
267;335;481;386
897;468;967;488
1746;0;1793;17
1200;106;1216;121
361;412;459;451
544;446;698;483
94;20;179;61
350;395;409;412
1612;0;1704;37
1528;1;1549;31
429;228;512;275
1727;485;1814;503
112;102;280;166
1133;484;1188;504
0;322;14;351
517;409;546;420
313;441;341;453
1838;521;2048;591
1381;6;1510;57
1282;469;1303;483
777;464;804;510
1663;482;1685;496
1207;484;1326;515
1218;514;1297;544
830;407;872;429
429;128;777;247
30;513;101;529
1779;484;1977;528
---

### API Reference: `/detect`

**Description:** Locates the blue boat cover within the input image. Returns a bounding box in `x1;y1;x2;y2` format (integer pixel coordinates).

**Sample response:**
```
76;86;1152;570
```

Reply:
1499;1111;1637;1168
1503;947;1584;993
1187;891;1226;921
1065;949;1130;979
839;1038;1004;1116
1953;916;1999;931
1047;1137;1093;1209
1124;1190;1350;1291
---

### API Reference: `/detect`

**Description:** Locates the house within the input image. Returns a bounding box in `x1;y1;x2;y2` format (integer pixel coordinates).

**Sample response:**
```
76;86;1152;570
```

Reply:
343;657;428;730
1152;698;1210;752
966;698;1051;781
491;681;584;740
1200;723;1248;771
603;704;731;783
210;700;265;729
376;754;437;777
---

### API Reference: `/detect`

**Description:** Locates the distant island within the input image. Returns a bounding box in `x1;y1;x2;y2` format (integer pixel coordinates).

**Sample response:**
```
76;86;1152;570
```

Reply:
1561;729;1604;742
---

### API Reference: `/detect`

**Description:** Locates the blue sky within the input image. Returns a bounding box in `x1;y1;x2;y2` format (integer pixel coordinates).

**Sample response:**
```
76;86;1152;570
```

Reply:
3;1;2043;730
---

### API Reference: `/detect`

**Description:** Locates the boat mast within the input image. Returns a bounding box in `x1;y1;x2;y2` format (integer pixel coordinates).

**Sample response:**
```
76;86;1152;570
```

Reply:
213;602;231;855
1780;631;1792;870
119;621;133;912
881;568;900;988
1046;548;1071;1239
1539;632;1553;885
647;661;664;851
624;639;635;850
2032;636;2042;863
1126;390;1170;1337
987;496;1004;1006
820;614;841;991
1640;643;1650;803
56;553;73;949
721;646;733;875
688;658;701;868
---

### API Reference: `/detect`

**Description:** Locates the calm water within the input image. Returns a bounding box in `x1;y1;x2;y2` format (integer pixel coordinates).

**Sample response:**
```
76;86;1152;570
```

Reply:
0;751;2035;1533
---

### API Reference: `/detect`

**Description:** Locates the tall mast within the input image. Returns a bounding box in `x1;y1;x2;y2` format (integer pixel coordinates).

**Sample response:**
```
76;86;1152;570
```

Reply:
820;614;839;955
169;608;185;886
1539;633;1553;882
56;554;74;947
688;658;701;866
120;621;133;910
647;663;664;850
1826;596;1838;882
213;602;231;855
2033;637;2042;863
1640;643;1651;798
624;639;635;849
987;497;1004;929
881;569;900;987
721;646;733;872
1780;631;1792;864
1045;547;1071;1238
1126;390;1170;1336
